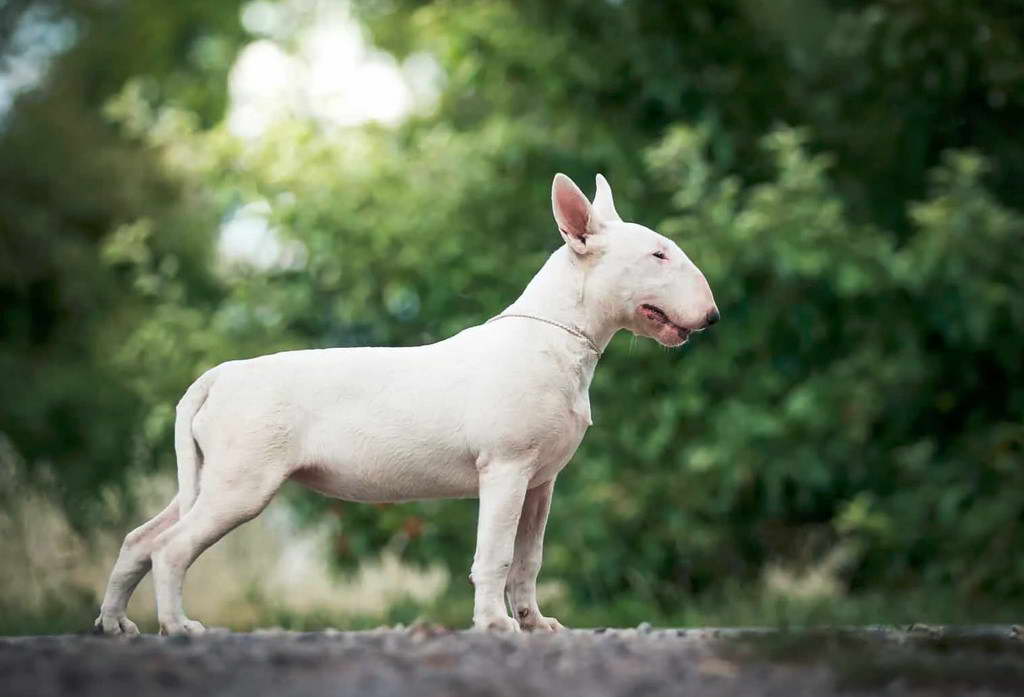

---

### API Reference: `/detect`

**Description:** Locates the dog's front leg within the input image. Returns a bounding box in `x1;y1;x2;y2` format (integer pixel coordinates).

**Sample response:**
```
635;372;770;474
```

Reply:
506;478;565;632
470;463;529;631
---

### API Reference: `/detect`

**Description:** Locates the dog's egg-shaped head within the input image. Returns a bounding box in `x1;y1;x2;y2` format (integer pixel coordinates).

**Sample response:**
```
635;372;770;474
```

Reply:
552;173;719;347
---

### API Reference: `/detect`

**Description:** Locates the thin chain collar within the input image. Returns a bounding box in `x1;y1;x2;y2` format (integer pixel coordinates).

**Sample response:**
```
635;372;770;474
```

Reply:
486;313;602;356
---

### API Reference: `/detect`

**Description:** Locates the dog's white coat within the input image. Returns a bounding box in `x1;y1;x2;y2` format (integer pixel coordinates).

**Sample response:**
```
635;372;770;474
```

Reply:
95;174;717;635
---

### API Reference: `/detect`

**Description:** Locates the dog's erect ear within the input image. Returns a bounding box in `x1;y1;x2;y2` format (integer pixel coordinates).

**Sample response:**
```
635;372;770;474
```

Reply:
592;173;621;223
552;173;598;254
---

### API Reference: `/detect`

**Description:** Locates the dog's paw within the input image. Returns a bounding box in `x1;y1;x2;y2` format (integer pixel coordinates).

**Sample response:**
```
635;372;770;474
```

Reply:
93;612;140;636
159;618;206;637
527;616;566;632
516;609;565;632
473;614;521;632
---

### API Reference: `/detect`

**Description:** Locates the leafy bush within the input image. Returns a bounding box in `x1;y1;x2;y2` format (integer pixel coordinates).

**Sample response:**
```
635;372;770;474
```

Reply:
2;0;1022;627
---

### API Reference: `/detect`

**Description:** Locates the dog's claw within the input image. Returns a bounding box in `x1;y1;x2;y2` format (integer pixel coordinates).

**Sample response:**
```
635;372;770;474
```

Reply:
94;613;140;636
533;616;566;632
518;612;565;633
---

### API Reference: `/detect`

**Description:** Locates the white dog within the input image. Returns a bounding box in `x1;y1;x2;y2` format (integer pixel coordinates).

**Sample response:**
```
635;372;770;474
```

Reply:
94;173;718;636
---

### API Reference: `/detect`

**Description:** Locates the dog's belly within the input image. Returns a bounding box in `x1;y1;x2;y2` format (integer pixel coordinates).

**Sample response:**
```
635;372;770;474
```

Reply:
290;410;481;503
290;456;480;503
290;398;588;502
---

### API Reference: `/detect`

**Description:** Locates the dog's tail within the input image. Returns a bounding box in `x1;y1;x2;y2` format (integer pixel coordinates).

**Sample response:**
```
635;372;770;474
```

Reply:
174;366;218;516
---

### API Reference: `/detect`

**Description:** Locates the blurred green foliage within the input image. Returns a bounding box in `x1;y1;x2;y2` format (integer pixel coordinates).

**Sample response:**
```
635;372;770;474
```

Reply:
1;0;1022;627
0;0;248;520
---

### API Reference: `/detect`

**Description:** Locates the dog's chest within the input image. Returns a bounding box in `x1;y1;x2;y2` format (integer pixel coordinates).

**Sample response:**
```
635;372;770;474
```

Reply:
527;391;591;486
520;352;595;484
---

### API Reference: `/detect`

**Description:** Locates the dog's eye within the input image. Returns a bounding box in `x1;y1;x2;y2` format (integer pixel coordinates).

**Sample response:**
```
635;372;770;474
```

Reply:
652;251;667;260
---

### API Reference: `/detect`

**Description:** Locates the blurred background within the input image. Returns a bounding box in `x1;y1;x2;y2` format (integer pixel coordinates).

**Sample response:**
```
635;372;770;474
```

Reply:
1;0;1022;634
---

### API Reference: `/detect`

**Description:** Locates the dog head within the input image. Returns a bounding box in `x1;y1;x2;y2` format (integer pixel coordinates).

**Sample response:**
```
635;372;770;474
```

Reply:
552;172;718;347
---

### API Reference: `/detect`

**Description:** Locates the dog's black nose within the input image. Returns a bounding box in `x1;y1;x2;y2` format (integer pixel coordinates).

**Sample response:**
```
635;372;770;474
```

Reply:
705;308;720;327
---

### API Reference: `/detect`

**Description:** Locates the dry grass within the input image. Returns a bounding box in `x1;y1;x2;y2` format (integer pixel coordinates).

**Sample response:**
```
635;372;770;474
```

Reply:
0;461;449;633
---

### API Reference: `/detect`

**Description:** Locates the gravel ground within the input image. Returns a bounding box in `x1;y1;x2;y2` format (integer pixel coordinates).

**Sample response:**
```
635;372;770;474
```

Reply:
2;625;1022;697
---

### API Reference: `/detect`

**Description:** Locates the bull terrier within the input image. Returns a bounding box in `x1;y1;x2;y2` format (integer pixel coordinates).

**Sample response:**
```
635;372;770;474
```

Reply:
94;173;718;635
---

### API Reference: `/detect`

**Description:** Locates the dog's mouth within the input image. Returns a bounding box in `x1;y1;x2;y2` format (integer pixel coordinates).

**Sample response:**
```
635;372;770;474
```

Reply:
638;304;691;346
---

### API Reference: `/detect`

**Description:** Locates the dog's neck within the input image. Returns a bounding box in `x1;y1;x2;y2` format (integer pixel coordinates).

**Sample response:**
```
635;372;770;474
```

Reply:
502;246;621;354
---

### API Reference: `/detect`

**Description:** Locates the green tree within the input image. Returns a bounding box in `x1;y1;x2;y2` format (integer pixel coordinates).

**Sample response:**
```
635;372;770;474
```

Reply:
0;0;246;519
2;0;1022;626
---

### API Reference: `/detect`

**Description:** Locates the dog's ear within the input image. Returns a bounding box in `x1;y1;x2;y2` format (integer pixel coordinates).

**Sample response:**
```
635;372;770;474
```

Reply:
592;173;621;223
552;173;598;254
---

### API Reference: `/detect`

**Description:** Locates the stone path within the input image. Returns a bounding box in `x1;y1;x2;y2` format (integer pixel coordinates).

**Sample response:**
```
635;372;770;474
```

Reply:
2;625;1021;697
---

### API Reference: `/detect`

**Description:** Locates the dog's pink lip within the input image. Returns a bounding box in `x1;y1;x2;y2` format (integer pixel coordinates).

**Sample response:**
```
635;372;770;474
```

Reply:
638;304;691;344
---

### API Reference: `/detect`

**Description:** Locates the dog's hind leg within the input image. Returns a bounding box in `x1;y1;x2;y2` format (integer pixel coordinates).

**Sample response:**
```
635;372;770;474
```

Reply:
149;460;285;636
94;496;181;635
